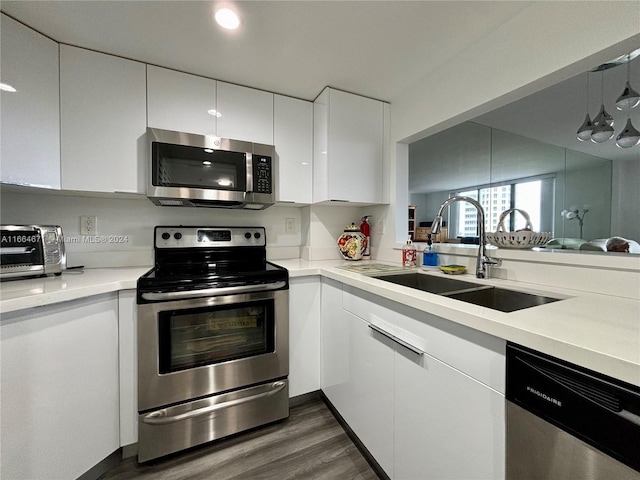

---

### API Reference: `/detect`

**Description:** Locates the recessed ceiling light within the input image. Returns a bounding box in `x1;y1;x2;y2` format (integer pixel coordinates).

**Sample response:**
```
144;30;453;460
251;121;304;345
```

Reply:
207;109;222;117
215;8;240;30
0;82;17;93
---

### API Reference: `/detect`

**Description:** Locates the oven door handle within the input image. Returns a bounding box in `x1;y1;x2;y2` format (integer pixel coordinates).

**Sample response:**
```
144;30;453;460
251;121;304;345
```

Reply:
141;280;287;301
141;381;287;425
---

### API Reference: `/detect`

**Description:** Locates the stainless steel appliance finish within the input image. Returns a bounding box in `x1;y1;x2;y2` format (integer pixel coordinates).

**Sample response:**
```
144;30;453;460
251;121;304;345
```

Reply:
136;226;289;462
506;343;640;480
137;288;289;412
0;225;66;279
147;128;275;210
138;380;288;462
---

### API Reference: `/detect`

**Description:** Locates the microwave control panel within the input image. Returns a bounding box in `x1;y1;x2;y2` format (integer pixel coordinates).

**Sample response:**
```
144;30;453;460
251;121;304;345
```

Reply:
252;156;272;194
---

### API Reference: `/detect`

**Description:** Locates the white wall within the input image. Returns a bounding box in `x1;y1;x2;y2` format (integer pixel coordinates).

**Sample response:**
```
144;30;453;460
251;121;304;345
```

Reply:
380;2;640;254
0;190;304;268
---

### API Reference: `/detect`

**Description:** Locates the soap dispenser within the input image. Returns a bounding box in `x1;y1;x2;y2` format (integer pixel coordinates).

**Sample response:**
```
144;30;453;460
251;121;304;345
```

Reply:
422;234;438;267
402;236;417;267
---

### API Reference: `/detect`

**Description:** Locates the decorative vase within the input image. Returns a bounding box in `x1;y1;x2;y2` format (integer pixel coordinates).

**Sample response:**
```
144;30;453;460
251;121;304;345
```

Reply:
337;223;367;261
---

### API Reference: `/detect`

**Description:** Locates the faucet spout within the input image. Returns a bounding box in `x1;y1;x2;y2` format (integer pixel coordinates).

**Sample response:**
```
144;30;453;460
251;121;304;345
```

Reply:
432;196;500;279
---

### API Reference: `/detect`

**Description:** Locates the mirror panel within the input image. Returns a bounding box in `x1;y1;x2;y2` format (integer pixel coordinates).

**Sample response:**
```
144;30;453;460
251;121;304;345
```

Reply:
408;50;639;255
409;123;491;239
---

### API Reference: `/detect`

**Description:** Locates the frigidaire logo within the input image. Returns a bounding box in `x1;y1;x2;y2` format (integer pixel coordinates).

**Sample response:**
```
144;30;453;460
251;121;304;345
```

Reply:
526;386;562;407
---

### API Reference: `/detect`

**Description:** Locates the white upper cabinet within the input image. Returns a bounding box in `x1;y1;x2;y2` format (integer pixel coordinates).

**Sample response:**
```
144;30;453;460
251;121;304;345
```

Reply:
273;95;313;204
60;45;147;194
216;82;274;145
1;14;60;189
313;87;387;204
147;65;217;136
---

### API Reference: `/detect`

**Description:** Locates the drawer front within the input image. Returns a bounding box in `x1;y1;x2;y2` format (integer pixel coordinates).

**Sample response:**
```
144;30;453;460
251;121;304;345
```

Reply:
343;285;506;393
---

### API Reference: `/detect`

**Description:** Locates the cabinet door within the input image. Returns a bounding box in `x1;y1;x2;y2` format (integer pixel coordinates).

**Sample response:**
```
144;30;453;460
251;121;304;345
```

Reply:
1;14;60;189
147;65;217;136
321;279;394;477
216;82;273;145
313;88;385;204
60;45;147;193
274;95;313;204
118;289;138;447
0;294;120;480
394;348;505;480
289;277;321;397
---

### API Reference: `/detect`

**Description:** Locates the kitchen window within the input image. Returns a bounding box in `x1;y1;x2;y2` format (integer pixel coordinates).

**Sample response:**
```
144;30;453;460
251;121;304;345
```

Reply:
450;175;556;239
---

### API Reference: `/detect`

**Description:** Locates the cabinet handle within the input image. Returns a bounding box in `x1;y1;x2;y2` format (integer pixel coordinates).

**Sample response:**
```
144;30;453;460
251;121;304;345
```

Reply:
369;324;423;355
329;199;350;203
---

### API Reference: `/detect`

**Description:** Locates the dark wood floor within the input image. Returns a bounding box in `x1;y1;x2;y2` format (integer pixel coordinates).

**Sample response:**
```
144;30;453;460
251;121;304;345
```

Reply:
99;397;381;480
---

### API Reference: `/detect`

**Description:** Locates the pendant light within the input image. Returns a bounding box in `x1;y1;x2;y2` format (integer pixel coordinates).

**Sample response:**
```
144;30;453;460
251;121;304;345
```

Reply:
576;72;593;141
591;71;614;143
615;54;640;110
615;119;640;148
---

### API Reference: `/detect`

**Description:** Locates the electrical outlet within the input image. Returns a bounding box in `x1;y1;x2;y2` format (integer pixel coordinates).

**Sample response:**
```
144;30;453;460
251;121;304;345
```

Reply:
285;217;296;234
80;216;97;235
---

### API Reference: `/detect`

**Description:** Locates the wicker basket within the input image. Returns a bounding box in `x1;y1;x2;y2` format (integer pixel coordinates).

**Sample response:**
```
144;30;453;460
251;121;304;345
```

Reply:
486;208;552;249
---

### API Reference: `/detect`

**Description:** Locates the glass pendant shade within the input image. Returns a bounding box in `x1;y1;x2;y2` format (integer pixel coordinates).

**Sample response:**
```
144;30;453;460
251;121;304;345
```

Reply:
591;121;615;143
576;114;594;141
593;104;614;127
615;81;640;110
615;118;640;148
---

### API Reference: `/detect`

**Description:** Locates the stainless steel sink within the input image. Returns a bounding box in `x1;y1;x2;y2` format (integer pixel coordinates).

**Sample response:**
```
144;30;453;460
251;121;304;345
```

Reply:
372;272;561;312
371;273;485;295
442;287;560;313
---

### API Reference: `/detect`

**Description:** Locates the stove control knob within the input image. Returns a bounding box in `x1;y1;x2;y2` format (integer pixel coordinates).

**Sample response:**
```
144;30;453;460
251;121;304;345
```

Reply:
174;232;183;240
254;232;261;239
161;232;170;240
244;232;252;239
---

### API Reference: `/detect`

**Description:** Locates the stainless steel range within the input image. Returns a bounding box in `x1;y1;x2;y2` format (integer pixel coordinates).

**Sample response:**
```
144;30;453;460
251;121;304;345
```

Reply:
136;226;289;462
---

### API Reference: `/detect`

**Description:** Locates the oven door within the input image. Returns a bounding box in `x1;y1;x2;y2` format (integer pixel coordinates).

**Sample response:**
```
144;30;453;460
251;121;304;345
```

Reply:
138;288;288;412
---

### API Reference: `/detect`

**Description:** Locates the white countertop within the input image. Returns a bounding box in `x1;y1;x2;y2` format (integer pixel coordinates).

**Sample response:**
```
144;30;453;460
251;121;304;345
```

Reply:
277;259;640;388
0;267;150;313
2;260;639;387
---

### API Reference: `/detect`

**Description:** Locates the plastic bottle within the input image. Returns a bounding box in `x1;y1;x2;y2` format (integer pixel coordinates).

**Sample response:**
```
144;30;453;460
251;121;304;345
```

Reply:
422;234;438;267
402;236;417;267
360;216;371;258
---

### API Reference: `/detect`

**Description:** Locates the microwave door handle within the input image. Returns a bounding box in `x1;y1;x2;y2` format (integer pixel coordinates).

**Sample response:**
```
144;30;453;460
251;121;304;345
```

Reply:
141;280;287;301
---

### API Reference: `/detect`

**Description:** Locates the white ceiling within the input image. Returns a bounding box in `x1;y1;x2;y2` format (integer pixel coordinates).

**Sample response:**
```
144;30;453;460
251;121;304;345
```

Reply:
0;1;532;102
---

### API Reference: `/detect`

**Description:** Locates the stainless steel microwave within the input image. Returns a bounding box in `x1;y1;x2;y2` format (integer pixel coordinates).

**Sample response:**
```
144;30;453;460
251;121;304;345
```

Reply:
147;128;275;210
0;225;66;280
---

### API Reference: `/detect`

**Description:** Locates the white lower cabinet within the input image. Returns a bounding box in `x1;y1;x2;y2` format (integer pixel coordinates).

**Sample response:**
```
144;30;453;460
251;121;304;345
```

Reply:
321;278;395;476
0;294;120;480
289;277;321;397
118;289;138;448
321;280;506;480
394;348;505;480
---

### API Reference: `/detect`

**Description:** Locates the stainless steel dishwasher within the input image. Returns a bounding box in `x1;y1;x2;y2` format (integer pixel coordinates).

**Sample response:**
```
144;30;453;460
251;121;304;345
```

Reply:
506;343;640;480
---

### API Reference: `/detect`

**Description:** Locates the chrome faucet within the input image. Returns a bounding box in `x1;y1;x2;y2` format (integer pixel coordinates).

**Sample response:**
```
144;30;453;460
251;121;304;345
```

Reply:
432;196;501;279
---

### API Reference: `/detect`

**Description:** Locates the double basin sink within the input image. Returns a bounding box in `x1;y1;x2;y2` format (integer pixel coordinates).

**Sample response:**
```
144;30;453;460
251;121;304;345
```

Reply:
371;272;561;313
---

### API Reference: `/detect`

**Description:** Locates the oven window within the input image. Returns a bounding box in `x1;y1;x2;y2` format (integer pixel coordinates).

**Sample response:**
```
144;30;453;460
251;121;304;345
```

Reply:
158;300;275;373
153;142;247;191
